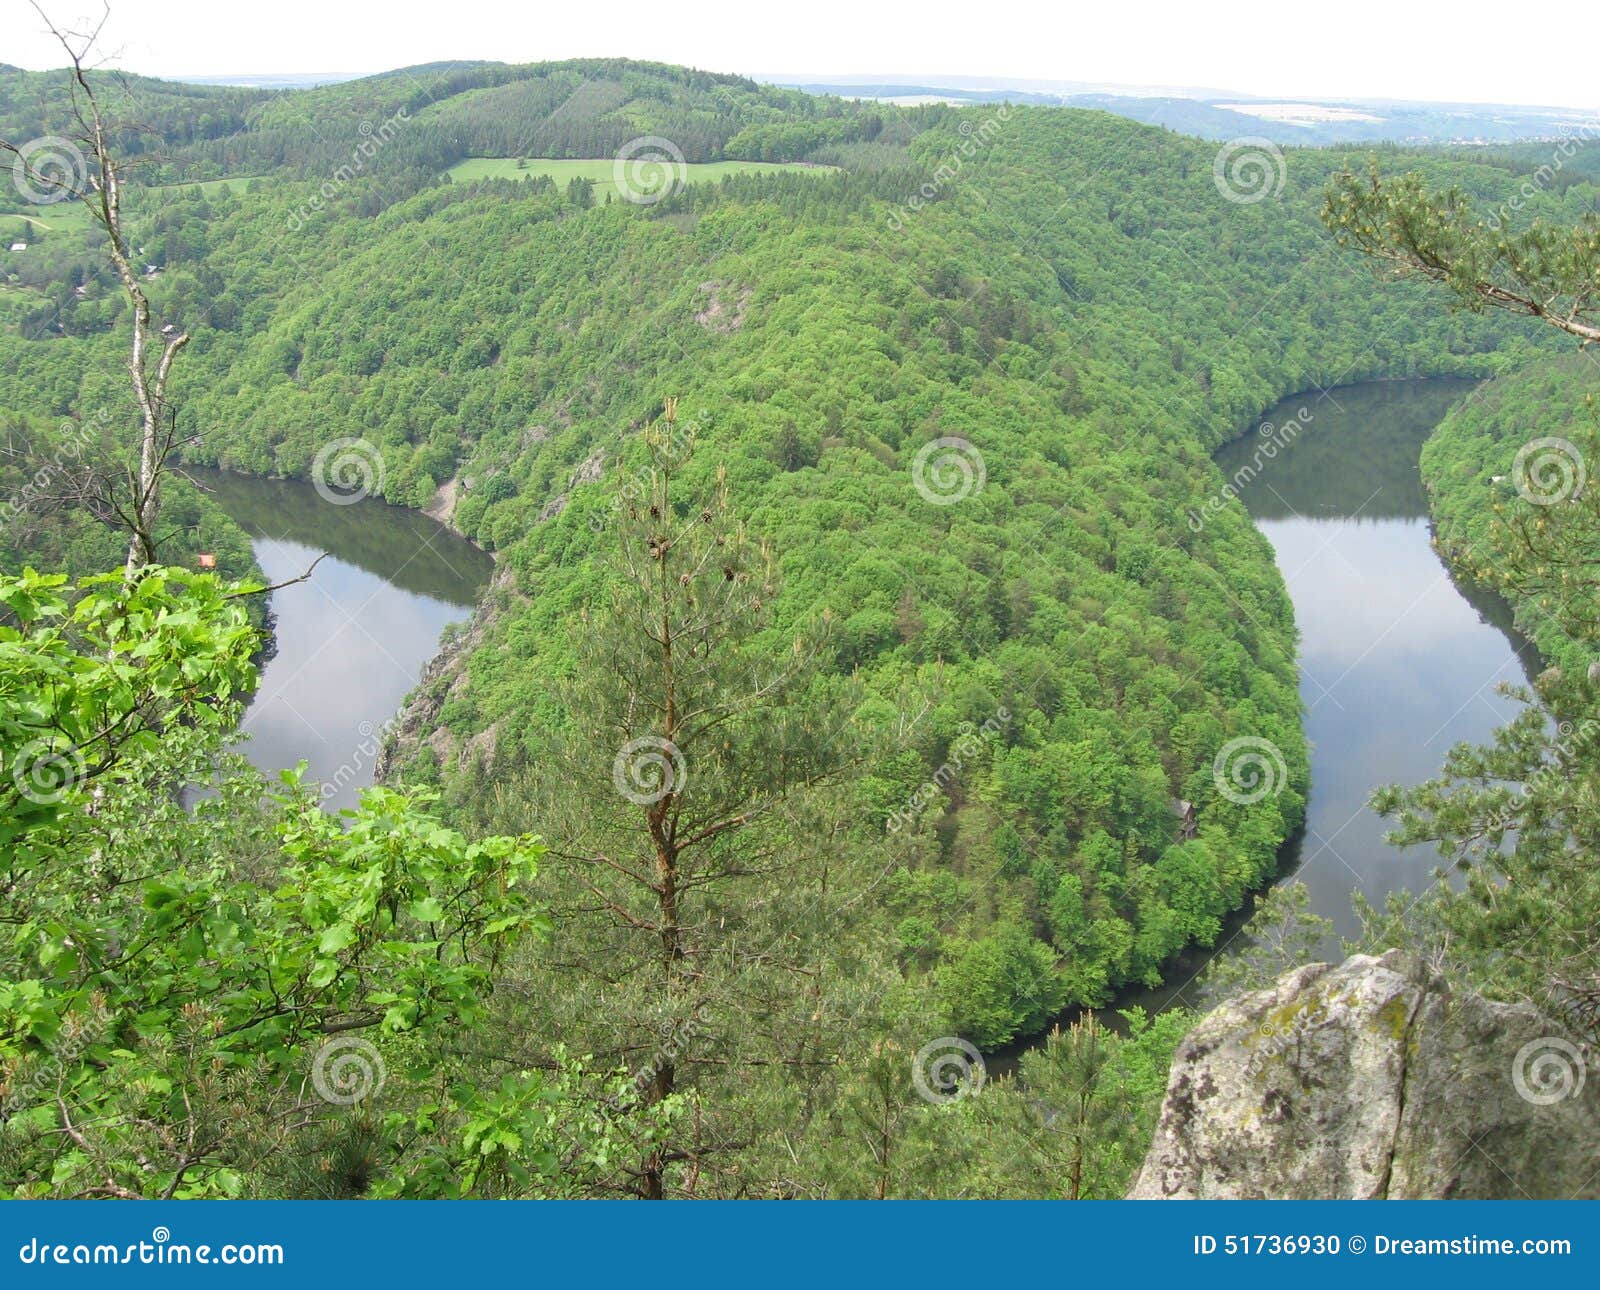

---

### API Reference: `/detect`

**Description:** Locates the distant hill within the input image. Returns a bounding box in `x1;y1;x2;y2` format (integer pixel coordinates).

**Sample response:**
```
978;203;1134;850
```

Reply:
763;74;1600;145
0;58;864;191
8;59;1596;162
177;72;366;89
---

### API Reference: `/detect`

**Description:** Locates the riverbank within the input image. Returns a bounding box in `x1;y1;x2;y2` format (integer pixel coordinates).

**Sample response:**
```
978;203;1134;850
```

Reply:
185;467;494;810
1001;379;1541;1065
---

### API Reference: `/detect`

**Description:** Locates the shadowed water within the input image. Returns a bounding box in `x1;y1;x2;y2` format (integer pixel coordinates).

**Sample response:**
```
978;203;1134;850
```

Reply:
188;468;494;811
1218;380;1537;946
1023;380;1543;1041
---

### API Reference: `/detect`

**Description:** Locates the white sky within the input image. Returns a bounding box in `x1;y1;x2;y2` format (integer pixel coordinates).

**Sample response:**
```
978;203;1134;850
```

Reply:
5;0;1598;109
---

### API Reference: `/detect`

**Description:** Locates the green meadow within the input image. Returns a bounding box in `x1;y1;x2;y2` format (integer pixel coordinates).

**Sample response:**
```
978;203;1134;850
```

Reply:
446;156;835;201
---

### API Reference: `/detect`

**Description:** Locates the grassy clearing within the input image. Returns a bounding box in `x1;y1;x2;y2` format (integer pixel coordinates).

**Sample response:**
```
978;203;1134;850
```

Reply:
446;156;835;202
0;202;94;237
152;177;257;198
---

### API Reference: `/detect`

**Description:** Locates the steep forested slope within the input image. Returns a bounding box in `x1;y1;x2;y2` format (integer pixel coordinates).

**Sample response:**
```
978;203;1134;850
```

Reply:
0;71;1567;1044
178;108;1558;1033
1423;353;1600;675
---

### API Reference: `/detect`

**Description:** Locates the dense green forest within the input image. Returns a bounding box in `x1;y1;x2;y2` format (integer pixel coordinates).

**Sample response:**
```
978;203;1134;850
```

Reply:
1422;354;1600;674
3;52;1597;1198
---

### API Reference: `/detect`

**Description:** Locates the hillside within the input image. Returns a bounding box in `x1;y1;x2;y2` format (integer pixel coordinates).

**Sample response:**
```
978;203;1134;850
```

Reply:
2;55;1593;1199
1423;353;1600;676
4;72;1567;1040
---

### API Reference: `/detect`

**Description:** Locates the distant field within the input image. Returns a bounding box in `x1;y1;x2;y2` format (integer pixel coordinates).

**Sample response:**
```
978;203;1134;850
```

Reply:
168;177;257;198
1;178;253;239
446;157;835;202
0;202;94;237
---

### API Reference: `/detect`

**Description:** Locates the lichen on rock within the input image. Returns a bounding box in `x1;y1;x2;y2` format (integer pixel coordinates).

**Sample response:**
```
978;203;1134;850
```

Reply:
1129;950;1600;1199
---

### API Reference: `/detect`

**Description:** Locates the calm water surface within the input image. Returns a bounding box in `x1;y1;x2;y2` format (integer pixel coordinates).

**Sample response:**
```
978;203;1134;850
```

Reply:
199;384;1533;1022
1218;380;1537;946
1033;379;1543;1038
188;469;494;811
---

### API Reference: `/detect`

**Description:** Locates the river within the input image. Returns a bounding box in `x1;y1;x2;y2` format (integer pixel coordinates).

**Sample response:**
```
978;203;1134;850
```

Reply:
187;468;494;811
1220;380;1537;939
196;381;1535;1020
1112;379;1538;1023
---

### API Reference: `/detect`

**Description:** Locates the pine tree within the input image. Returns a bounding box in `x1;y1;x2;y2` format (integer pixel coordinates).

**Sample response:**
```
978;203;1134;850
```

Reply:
493;399;879;1196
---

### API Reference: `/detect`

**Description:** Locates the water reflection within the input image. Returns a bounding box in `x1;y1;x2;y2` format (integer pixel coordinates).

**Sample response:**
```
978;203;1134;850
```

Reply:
188;468;494;811
1215;380;1538;944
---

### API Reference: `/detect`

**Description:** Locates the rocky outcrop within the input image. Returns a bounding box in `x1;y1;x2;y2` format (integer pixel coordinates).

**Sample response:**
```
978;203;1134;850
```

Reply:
1130;950;1600;1199
537;448;606;523
374;561;517;782
694;280;751;332
423;474;461;529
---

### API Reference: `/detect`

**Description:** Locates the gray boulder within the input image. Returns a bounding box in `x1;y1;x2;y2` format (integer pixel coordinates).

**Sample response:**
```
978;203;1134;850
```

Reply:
1129;950;1600;1198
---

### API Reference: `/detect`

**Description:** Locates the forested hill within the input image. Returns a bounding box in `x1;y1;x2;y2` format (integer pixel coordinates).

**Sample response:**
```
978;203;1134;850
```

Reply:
1423;353;1600;676
0;66;1568;1049
0;57;873;189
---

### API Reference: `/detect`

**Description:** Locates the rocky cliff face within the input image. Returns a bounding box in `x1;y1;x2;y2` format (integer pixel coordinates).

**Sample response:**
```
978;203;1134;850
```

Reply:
1130;950;1600;1199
